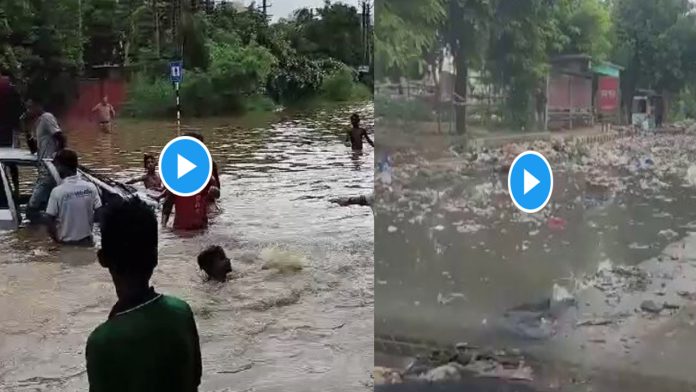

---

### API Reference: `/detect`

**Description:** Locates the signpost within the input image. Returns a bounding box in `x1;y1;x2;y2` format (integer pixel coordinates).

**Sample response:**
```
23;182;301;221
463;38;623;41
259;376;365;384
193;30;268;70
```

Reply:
597;76;619;113
170;61;183;135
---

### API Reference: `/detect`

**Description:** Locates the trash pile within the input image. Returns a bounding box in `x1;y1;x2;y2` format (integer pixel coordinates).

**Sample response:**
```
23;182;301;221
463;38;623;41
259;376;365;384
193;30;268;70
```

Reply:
373;343;534;386
581;262;651;306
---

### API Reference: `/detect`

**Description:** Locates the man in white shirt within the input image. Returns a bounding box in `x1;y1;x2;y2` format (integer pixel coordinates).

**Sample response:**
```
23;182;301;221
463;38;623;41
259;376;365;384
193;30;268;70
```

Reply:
45;149;102;245
25;96;66;222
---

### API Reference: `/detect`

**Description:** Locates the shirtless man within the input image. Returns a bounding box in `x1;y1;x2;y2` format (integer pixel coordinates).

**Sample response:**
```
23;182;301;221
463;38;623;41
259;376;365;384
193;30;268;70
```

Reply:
91;96;116;133
126;154;163;191
345;113;373;151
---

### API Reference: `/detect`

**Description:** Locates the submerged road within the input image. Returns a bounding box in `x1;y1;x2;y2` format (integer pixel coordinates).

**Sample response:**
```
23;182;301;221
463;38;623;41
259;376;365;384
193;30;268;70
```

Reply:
0;103;374;391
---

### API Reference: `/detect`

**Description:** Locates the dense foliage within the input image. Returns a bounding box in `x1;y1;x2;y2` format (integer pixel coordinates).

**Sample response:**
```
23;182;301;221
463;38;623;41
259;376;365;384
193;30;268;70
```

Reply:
377;0;696;131
0;0;373;117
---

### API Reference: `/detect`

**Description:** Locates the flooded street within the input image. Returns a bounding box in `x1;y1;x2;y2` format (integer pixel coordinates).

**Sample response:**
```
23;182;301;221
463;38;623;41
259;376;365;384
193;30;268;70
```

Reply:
0;103;374;391
375;127;696;389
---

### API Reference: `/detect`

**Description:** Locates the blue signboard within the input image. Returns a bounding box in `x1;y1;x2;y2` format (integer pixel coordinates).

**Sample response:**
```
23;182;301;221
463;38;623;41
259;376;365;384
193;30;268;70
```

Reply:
170;61;183;83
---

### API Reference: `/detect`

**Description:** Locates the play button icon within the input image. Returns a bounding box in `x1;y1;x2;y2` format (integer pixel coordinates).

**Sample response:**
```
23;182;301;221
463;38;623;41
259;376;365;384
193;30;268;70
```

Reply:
508;151;553;213
177;154;196;179
523;170;540;195
159;136;213;197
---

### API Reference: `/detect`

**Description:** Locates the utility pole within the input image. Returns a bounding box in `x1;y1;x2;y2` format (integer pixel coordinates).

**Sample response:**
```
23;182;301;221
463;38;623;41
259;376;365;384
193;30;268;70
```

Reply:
260;0;271;22
361;1;372;68
78;0;83;71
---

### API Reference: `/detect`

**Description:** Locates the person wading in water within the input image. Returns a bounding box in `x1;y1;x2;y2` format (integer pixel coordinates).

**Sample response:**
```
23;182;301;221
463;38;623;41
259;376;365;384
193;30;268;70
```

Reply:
91;96;116;133
25;96;66;222
345;113;373;152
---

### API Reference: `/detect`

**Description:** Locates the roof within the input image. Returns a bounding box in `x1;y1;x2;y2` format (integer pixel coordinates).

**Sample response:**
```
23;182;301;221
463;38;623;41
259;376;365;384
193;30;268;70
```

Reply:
636;88;659;97
595;61;624;71
550;54;592;63
0;148;37;162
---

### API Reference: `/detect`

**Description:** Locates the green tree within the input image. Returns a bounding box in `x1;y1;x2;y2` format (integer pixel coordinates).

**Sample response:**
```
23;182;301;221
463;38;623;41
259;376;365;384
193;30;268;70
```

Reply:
443;0;493;133
612;0;696;120
552;0;613;59
289;2;364;67
487;0;558;129
375;0;445;74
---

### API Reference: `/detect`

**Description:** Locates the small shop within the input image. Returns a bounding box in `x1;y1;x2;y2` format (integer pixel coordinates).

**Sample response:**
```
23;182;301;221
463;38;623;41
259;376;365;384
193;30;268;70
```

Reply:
631;89;664;131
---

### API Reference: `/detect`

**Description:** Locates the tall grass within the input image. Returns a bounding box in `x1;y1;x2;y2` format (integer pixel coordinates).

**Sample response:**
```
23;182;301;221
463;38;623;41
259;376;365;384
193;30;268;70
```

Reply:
321;67;372;102
121;74;174;118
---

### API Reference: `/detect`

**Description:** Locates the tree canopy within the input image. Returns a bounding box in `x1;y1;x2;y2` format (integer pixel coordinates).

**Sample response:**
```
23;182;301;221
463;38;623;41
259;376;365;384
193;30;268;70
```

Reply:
377;0;696;130
0;0;373;115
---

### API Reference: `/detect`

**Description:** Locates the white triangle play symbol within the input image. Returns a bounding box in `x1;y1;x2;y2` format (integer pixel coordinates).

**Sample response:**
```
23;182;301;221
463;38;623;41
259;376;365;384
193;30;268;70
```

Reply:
177;154;196;179
523;169;540;195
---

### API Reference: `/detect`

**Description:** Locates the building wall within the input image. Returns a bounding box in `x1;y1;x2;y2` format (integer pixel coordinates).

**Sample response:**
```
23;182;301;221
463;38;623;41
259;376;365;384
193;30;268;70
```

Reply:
548;73;592;110
65;79;127;121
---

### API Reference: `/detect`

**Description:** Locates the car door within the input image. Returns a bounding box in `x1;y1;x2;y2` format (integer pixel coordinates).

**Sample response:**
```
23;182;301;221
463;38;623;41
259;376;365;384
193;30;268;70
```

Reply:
0;162;19;230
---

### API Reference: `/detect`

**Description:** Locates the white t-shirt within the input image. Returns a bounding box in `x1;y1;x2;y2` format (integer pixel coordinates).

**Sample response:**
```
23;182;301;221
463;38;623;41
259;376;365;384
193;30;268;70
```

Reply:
35;112;61;161
46;175;102;242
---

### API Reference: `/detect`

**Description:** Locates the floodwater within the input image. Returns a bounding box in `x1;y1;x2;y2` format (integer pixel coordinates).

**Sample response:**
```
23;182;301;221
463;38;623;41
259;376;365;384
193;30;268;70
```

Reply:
375;131;696;389
0;103;374;391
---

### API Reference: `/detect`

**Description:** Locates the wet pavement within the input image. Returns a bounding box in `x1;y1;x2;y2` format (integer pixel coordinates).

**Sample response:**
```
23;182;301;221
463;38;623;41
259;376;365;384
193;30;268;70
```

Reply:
375;123;696;390
0;103;374;391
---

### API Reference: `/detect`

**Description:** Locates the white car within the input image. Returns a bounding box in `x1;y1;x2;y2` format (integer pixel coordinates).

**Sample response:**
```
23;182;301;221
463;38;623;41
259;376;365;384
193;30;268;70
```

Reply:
0;148;157;230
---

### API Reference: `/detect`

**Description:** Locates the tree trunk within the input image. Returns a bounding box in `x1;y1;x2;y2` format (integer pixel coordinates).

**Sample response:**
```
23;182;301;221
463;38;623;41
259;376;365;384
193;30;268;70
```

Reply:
661;90;671;125
153;0;160;57
454;52;467;134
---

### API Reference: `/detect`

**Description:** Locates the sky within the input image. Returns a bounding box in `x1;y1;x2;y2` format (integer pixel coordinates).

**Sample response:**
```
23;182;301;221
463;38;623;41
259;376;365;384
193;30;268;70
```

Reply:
239;0;366;22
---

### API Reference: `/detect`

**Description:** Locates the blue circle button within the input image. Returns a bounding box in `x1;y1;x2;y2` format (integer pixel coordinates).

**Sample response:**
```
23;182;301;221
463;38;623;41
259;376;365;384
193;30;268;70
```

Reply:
507;151;553;213
159;136;213;197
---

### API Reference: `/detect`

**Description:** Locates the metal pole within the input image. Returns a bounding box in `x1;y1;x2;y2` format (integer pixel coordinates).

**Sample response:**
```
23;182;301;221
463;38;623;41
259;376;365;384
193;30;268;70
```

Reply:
544;74;549;132
176;82;181;135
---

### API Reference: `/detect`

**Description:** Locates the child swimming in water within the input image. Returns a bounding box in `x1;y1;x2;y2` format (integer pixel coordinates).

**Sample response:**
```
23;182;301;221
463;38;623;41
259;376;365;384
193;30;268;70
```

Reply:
197;245;232;282
126;154;163;191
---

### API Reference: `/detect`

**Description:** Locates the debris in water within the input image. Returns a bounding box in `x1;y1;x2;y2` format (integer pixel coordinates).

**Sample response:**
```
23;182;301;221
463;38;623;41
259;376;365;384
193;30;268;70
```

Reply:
259;247;305;273
576;319;612;327
686;165;696;187
420;363;466;382
640;300;662;314
387;225;397;233
31;249;50;257
218;362;254;374
547;217;567;232
437;292;467;305
677;291;696;300
658;229;679;241
373;367;403;385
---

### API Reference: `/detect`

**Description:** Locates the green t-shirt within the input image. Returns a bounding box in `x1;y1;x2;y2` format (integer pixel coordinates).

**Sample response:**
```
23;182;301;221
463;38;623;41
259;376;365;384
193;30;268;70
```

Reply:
86;294;202;392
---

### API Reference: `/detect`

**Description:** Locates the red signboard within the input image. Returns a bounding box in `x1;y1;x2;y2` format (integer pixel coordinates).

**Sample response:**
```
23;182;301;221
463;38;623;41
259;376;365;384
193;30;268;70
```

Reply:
597;76;619;112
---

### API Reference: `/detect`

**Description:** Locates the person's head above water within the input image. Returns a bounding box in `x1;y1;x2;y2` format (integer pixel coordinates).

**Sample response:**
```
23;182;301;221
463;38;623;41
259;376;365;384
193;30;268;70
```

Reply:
54;149;78;178
143;153;156;173
350;113;360;128
197;245;232;282
98;197;158;295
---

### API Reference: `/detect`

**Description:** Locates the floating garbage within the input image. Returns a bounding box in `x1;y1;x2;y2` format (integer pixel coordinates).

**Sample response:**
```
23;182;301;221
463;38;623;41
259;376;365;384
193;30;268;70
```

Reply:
547;216;567;232
686;165;696;187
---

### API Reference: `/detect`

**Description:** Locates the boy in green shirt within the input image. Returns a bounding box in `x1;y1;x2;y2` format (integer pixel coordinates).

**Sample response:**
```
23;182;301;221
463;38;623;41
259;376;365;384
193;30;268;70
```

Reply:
86;197;202;392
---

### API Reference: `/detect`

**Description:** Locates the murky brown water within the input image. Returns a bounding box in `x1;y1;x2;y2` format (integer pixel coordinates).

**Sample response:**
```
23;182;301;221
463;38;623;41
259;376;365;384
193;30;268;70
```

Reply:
374;132;696;389
0;103;374;391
